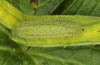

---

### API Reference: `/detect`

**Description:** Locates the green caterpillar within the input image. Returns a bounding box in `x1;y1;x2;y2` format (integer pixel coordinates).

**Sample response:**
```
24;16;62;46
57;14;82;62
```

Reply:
11;16;100;47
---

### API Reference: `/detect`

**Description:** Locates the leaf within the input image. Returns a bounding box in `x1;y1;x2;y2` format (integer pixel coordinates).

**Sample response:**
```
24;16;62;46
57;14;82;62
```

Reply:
0;41;100;65
0;24;14;52
36;0;64;15
27;46;100;65
7;0;64;15
53;0;100;16
0;0;26;29
6;0;100;16
8;0;37;15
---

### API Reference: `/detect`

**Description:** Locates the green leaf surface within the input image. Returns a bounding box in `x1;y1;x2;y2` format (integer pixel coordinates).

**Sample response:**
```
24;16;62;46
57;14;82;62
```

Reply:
8;0;64;15
7;0;36;15
0;0;27;29
7;0;100;16
0;41;100;65
36;0;64;15
53;0;100;16
0;24;14;52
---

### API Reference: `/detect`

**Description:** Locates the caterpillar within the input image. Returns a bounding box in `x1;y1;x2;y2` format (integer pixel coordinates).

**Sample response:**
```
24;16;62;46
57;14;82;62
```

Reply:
11;18;82;47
